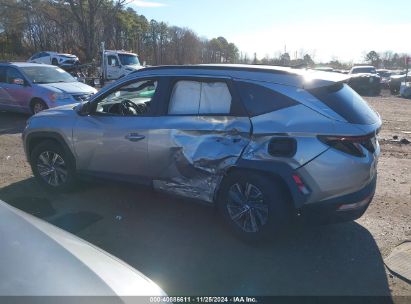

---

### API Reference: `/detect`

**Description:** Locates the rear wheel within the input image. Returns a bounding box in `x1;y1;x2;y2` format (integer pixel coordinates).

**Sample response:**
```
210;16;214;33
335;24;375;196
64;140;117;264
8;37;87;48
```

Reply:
31;99;48;115
217;171;291;241
30;141;76;192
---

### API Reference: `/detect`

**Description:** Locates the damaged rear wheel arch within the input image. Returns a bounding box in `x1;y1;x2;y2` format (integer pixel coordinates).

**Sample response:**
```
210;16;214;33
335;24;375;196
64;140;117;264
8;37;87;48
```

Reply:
215;167;294;210
215;168;294;240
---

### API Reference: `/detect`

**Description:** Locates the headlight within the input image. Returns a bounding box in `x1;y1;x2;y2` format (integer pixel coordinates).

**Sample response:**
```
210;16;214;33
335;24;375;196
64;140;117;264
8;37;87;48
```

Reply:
48;92;72;102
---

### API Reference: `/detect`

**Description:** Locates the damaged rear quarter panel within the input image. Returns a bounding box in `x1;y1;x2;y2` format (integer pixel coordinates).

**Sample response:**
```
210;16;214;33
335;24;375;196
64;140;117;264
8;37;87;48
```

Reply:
149;115;251;203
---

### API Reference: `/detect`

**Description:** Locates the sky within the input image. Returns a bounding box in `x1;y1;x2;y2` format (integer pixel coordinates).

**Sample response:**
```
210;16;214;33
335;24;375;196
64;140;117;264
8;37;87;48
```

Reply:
128;0;411;62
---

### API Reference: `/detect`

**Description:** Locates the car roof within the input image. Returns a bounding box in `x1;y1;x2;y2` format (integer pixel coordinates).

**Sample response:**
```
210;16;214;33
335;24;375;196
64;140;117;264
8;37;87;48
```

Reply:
0;62;57;68
135;64;350;89
0;200;166;296
351;65;375;69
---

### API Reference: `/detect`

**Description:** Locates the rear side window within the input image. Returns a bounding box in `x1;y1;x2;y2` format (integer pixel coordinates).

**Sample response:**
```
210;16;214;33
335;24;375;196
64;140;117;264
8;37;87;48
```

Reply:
308;83;378;125
168;80;232;115
236;81;299;117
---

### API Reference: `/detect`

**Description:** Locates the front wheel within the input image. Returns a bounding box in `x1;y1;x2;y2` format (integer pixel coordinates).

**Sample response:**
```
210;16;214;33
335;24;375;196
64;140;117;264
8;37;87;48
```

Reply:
31;99;48;115
217;171;291;241
30;141;76;192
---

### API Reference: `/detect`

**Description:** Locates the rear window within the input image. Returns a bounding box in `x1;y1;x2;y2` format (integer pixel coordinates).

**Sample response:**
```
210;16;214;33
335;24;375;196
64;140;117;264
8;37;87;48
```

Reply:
236;81;299;117
351;67;376;74
308;83;379;125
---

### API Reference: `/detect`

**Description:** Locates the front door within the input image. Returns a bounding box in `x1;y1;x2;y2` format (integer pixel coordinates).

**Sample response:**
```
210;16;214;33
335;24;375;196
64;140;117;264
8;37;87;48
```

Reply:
73;78;162;182
0;67;32;112
105;55;123;80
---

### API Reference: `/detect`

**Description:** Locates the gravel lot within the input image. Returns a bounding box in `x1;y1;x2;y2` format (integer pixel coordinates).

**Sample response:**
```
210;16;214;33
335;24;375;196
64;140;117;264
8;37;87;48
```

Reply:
0;92;410;297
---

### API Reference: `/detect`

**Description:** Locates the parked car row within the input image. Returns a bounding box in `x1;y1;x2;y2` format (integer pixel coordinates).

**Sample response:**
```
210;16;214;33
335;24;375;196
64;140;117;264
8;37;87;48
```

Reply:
314;65;411;97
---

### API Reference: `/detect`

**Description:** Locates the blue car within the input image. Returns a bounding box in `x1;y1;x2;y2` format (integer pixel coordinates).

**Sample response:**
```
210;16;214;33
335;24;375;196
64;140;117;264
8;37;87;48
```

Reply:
0;62;96;114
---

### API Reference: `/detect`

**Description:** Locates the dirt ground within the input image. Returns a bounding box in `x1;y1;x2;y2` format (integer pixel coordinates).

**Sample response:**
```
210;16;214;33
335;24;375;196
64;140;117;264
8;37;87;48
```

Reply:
0;91;410;298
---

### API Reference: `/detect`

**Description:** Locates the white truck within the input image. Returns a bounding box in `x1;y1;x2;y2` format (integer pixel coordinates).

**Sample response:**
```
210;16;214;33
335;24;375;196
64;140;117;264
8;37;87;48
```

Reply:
99;49;144;84
59;44;144;87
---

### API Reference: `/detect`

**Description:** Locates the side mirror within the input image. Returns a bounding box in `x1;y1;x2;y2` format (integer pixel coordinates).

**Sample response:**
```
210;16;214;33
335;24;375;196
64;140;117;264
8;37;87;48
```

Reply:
78;101;92;116
13;78;25;86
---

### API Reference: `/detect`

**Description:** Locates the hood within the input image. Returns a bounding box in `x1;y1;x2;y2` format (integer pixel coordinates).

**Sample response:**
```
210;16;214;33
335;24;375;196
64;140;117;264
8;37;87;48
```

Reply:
37;81;97;94
0;200;166;296
124;64;143;71
349;73;380;78
58;53;78;58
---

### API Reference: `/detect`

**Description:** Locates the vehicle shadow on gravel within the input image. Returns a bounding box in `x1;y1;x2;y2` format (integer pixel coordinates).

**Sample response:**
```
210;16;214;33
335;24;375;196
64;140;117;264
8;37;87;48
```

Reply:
0;178;392;298
0;112;29;135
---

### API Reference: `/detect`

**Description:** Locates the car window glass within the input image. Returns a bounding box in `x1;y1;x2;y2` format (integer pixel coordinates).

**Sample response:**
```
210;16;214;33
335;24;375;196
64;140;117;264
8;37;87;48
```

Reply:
108;55;120;66
199;82;232;114
6;68;24;84
308;83;378;124
96;79;157;116
0;67;6;83
169;81;201;114
237;81;299;117
168;80;232;115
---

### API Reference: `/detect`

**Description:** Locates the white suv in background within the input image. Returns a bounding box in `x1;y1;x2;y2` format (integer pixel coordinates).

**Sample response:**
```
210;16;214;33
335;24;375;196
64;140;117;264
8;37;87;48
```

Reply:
28;51;80;67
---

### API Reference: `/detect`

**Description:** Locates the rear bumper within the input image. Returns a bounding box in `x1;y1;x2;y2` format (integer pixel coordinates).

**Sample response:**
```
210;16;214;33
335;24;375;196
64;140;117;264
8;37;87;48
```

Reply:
299;175;377;224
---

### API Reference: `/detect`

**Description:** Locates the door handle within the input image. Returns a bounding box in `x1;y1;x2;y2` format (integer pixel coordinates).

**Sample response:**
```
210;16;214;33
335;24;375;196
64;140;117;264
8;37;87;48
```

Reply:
125;133;145;142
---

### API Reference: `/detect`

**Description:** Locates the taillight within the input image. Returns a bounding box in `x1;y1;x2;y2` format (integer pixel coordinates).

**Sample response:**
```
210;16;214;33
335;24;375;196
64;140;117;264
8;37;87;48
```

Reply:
318;134;376;157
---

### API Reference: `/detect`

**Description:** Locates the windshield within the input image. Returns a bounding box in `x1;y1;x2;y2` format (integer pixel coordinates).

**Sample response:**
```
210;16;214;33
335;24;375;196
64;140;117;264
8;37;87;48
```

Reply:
351;67;376;74
20;66;76;84
118;54;140;66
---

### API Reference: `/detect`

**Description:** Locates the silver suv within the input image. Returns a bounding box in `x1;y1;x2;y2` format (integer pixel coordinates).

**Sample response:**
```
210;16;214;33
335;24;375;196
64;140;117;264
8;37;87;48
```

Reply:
23;65;381;240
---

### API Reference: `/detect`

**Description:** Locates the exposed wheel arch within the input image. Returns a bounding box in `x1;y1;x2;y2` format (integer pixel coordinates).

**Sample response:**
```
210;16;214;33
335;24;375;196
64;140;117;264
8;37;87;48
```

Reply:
215;166;294;212
26;132;76;170
30;98;48;115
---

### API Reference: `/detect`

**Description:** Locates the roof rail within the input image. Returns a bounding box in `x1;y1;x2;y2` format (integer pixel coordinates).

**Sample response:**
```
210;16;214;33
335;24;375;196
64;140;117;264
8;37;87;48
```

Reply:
133;64;294;75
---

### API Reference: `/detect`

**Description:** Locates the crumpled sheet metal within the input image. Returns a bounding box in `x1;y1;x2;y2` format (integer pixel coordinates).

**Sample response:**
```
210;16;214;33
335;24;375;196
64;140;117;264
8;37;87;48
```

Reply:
242;135;329;169
152;120;250;203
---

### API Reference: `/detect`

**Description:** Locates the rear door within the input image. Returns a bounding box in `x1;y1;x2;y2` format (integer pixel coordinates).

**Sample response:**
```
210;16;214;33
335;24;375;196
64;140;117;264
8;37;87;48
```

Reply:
147;76;252;202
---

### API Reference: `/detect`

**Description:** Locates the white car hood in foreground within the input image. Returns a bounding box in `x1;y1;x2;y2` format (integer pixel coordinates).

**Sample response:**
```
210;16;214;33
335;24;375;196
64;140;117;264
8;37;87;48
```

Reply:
37;81;97;94
0;200;166;296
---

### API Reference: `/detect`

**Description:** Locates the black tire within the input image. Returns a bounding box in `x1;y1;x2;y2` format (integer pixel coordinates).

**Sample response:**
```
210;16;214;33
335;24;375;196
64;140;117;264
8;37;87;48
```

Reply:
217;171;292;242
31;99;48;115
51;58;58;66
30;140;76;192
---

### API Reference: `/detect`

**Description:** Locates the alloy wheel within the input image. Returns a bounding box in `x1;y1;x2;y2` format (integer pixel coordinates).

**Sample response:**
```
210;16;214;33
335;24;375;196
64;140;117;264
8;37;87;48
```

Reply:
33;102;46;114
36;151;68;187
226;182;269;233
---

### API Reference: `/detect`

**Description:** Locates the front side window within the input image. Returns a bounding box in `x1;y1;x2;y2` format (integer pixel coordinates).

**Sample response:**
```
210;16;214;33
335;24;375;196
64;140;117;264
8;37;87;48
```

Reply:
108;55;120;66
95;79;157;116
168;80;232;115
